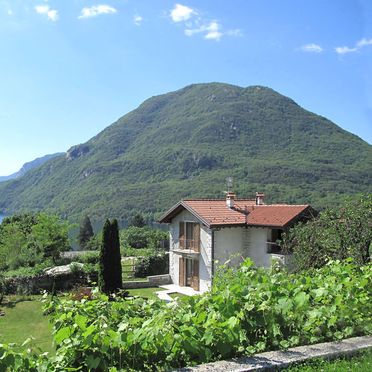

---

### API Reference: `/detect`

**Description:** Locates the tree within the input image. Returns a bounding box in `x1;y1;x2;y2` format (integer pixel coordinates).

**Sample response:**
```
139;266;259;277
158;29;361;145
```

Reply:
78;215;94;250
99;219;111;293
282;194;371;270
0;213;70;270
129;213;146;228
111;219;122;290
31;213;70;265
99;219;122;293
120;226;168;250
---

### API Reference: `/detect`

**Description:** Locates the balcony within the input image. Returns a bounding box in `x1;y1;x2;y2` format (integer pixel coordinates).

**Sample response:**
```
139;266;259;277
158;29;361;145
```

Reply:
172;238;200;257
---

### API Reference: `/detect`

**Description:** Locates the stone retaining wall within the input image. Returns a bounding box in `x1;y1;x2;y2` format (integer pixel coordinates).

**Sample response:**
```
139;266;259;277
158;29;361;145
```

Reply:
4;272;89;295
176;335;372;371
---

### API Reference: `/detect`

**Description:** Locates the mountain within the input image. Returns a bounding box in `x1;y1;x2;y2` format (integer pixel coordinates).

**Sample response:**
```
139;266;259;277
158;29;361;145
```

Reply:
0;83;370;223
0;153;63;182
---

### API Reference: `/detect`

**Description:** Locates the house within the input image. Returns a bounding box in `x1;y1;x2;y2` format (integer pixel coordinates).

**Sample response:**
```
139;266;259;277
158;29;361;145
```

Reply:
159;192;314;293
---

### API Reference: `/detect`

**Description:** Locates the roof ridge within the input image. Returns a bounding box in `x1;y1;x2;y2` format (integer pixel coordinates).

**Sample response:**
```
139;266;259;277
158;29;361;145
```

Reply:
183;198;256;201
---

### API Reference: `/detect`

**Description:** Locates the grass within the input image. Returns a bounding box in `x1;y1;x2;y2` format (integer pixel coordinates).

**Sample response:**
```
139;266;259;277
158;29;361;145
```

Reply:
169;292;187;300
287;349;372;371
0;295;54;354
126;287;160;300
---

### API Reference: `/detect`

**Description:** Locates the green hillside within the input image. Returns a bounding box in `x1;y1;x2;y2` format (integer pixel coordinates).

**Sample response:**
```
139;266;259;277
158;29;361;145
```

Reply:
0;83;371;223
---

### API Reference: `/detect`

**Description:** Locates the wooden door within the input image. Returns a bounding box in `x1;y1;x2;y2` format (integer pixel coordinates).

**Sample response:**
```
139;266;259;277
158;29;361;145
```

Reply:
179;257;185;286
191;259;200;291
193;224;200;252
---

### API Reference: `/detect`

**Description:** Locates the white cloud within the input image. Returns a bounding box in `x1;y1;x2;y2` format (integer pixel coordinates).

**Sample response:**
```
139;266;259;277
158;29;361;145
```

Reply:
7;9;13;16
35;5;59;21
170;4;240;41
133;15;143;26
301;43;323;53
78;5;117;19
357;38;372;48
204;21;222;41
335;46;358;54
334;37;372;55
170;4;195;22
185;20;240;41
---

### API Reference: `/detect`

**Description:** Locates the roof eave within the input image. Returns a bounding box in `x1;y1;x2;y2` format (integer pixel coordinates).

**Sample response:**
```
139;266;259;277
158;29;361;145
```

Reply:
158;200;211;228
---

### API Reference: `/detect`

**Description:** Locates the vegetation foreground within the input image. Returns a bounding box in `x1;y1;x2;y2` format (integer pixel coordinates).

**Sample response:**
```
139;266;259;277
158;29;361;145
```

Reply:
0;259;371;371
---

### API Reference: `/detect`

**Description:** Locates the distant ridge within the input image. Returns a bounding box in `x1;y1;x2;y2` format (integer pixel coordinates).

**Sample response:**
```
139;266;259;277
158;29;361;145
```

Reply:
0;82;370;222
0;153;63;182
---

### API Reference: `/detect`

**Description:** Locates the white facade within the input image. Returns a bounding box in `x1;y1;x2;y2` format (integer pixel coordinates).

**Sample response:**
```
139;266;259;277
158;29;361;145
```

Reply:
169;210;212;292
169;213;283;293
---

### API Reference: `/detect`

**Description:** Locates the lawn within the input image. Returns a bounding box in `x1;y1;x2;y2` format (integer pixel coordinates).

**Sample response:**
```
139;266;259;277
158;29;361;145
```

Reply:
287;349;372;371
126;287;160;300
0;295;54;354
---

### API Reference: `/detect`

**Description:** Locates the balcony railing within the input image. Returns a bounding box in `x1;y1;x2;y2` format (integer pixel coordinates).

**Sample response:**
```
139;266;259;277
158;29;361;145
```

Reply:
178;238;200;252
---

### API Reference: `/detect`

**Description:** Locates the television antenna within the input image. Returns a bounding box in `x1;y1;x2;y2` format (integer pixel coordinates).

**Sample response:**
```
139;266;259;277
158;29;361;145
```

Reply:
226;176;233;193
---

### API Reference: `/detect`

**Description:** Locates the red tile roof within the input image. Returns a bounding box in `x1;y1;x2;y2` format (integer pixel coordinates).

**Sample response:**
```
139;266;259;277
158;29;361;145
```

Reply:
159;199;312;228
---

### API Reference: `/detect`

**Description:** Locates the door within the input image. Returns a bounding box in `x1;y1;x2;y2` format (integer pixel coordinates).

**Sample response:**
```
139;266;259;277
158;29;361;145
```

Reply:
186;258;193;286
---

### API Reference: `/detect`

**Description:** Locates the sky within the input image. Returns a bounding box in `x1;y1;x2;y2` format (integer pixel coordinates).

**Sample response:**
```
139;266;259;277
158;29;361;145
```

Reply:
0;0;371;176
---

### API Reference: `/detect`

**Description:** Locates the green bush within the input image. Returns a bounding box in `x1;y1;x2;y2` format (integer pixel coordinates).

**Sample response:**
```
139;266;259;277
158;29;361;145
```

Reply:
120;226;168;251
1;259;371;371
282;194;372;270
0;273;4;305
121;246;156;257
0;213;71;271
134;254;168;277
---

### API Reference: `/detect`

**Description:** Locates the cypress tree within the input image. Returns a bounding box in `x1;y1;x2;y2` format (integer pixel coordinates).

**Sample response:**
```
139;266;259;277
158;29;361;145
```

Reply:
99;219;111;293
99;219;122;293
111;219;122;290
78;215;94;250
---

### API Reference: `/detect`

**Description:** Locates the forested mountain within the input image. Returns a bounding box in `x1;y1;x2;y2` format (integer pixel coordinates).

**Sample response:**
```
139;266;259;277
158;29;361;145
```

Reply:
0;83;370;223
0;153;63;182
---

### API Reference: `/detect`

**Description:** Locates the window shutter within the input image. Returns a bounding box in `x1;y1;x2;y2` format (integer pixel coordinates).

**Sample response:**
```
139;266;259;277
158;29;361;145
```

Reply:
193;223;200;252
179;222;185;249
179;257;185;286
192;259;199;291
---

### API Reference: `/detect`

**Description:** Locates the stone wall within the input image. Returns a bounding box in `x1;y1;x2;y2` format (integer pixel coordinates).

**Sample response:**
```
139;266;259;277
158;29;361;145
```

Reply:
3;272;90;295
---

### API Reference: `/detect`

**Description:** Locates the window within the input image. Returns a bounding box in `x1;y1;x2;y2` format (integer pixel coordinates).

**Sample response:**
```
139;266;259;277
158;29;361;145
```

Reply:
179;222;200;252
267;229;283;254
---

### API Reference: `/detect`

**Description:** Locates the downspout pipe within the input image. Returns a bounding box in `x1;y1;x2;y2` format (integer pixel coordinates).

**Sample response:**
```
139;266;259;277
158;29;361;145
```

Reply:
211;229;215;284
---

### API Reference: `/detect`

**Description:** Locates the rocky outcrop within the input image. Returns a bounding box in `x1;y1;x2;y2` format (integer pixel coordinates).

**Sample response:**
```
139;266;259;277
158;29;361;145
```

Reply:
66;144;90;160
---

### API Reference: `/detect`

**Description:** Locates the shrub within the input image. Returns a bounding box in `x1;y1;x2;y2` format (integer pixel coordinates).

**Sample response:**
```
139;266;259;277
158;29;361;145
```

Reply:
120;226;168;251
282;194;372;270
0;273;4;305
1;259;371;371
134;254;168;277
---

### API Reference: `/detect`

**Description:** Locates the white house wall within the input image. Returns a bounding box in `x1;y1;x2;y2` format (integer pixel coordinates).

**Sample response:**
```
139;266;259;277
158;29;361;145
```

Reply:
246;227;271;268
169;211;279;293
214;226;273;270
214;227;246;268
169;210;212;292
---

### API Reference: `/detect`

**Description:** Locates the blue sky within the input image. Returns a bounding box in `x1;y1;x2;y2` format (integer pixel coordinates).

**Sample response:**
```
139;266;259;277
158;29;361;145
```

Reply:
0;0;371;176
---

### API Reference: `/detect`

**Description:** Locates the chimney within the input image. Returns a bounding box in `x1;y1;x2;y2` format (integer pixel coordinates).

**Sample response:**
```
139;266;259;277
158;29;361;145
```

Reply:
255;192;265;205
226;191;236;208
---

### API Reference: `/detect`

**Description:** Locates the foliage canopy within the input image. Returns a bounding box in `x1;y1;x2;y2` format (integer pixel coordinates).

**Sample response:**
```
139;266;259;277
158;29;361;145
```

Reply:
282;194;372;270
